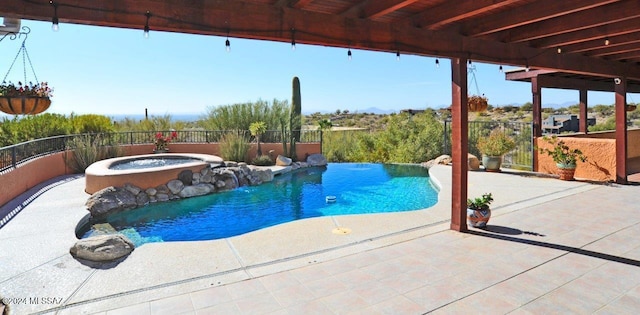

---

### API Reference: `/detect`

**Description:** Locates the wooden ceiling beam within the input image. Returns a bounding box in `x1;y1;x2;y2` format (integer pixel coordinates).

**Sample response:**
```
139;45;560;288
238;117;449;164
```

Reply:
495;1;640;43
410;0;519;30
274;0;314;9
503;69;557;80
604;51;640;62
506;72;640;93
2;0;639;80
561;33;640;54
464;0;619;37
529;19;640;49
341;0;418;19
586;42;640;57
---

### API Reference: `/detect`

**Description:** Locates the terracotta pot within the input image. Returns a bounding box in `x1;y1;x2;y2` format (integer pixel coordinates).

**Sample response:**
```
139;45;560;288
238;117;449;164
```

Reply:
467;208;491;228
556;163;576;181
0;96;51;115
482;155;503;172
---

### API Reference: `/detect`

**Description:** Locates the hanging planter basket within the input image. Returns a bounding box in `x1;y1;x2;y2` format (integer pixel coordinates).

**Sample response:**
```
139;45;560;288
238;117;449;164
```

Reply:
626;104;637;112
0;95;51;115
0;27;53;115
468;95;488;112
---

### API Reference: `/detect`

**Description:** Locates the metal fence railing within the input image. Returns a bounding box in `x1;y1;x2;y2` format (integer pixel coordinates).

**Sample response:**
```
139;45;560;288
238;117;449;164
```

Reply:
443;120;534;170
0;130;322;175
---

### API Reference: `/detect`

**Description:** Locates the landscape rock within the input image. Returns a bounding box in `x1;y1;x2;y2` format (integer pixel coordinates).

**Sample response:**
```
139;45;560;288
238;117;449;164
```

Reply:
123;183;142;196
85;187;138;217
70;234;134;262
468;154;481;171
156;184;170;194
434;155;452;165
250;167;273;183
200;174;212;183
225;161;238;167
167;180;185;194
276;155;292;166
136;192;149;206
156;193;170;202
306;154;327;167
192;172;201;184
421;160;435;169
179;183;215;198
145;187;157;196
178;170;193;185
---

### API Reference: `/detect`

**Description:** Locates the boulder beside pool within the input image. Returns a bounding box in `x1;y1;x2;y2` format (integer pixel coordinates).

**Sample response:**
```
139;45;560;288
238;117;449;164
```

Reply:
306;153;327;167
70;234;134;262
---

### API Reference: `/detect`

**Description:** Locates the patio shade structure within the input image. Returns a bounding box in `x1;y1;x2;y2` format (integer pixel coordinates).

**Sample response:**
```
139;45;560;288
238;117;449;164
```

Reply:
3;0;640;232
506;68;639;184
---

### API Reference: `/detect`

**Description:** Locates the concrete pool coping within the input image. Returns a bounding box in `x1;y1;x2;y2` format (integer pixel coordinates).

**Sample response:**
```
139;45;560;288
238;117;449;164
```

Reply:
0;164;604;314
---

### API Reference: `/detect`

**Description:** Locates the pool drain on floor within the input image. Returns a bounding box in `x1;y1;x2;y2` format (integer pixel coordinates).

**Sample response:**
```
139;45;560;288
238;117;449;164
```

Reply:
332;227;352;235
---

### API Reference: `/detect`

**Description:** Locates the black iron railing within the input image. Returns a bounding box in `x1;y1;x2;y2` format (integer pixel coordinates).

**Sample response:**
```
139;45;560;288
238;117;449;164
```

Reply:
0;130;321;174
443;120;534;170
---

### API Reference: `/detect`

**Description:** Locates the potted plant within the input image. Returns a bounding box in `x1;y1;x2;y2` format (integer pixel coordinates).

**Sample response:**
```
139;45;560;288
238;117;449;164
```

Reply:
538;136;587;180
467;193;493;228
477;129;516;172
153;130;177;153
468;94;488;112
0;81;53;115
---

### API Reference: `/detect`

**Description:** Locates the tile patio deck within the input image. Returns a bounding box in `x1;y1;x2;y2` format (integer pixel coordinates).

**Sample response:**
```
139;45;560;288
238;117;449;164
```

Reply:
1;165;640;314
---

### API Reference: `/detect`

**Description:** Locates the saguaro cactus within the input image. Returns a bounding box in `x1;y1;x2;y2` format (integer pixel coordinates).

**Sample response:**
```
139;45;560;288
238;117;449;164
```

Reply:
290;76;302;161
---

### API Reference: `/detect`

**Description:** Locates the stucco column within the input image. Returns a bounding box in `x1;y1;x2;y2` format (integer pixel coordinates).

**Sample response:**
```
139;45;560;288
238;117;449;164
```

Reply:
615;77;628;184
450;58;468;232
579;89;588;134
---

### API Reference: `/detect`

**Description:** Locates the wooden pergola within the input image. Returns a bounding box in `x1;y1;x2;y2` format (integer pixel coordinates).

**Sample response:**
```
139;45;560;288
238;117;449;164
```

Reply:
3;0;640;232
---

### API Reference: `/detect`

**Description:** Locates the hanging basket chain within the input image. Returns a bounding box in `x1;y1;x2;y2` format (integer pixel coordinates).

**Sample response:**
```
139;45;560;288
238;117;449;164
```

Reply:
2;36;40;85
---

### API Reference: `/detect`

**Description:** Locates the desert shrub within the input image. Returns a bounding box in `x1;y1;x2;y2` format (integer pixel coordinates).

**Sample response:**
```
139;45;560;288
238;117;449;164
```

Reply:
589;116;616;132
219;131;250;162
322;130;364;162
70;114;115;133
65;134;123;173
251;155;274;166
199;99;289;131
349;111;444;163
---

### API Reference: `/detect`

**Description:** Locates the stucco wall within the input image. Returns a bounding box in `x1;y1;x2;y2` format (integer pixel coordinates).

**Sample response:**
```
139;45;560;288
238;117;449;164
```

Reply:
0;152;72;208
571;129;640;158
535;136;617;182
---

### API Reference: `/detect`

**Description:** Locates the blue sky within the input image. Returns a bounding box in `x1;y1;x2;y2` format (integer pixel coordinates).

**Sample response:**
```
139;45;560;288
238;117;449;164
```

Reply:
1;20;632;117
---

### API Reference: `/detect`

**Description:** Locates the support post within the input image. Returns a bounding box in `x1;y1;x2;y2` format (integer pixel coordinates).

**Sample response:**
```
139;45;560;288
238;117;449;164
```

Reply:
450;58;468;232
615;77;628;184
531;76;542;171
579;89;588;134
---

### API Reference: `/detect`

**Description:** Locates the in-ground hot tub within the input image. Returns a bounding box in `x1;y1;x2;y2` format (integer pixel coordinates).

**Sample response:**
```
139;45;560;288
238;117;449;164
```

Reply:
85;153;224;194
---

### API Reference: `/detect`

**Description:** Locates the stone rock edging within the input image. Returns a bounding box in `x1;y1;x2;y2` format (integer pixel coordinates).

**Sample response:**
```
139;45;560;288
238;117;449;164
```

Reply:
85;160;318;218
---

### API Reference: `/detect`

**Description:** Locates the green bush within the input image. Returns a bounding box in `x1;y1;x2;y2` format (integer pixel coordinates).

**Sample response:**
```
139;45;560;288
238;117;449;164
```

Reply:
251;155;274;166
349;111;444;163
219;131;250;162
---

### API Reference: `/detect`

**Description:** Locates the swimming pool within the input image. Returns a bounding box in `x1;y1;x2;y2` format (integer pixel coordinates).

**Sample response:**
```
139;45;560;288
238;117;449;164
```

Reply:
79;163;438;245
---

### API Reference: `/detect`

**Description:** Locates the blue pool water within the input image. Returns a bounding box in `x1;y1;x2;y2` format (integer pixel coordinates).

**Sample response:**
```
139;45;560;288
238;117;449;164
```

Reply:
109;157;199;170
81;163;438;245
